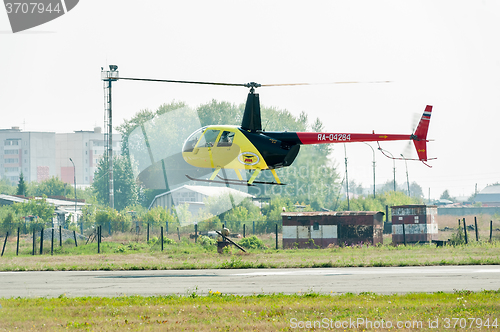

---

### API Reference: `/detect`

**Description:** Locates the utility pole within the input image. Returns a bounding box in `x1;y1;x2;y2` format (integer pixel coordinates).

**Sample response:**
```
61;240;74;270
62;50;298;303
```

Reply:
380;148;396;191
101;65;119;209
344;144;349;210
363;143;376;198
401;154;410;196
69;158;77;226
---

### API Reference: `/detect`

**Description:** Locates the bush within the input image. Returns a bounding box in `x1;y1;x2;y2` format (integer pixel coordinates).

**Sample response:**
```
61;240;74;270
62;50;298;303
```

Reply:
238;235;266;249
449;227;466;246
163;237;176;245
198;235;216;247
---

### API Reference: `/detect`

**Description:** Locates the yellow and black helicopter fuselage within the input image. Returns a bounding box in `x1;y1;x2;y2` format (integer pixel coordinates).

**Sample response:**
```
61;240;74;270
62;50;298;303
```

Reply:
182;125;302;184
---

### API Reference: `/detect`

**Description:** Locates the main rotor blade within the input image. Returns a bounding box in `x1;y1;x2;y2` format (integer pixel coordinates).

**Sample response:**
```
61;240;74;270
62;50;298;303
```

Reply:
261;81;391;87
116;77;248;87
115;77;391;88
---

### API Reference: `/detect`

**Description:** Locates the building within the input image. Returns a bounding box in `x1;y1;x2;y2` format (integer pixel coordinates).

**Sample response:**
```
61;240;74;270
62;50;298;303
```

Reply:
391;205;438;243
475;185;500;207
0;127;56;184
282;211;384;248
0;126;121;187
56;127;121;187
149;185;254;223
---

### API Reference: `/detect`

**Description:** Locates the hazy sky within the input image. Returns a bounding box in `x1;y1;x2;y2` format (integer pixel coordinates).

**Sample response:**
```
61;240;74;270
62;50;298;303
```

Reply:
1;1;499;199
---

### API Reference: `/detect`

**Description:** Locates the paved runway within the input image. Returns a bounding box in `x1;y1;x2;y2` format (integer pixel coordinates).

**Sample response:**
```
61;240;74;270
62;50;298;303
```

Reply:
1;265;499;298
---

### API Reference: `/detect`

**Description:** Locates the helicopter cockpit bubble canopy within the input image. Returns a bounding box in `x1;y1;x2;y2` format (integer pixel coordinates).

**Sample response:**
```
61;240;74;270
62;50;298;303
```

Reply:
182;126;207;153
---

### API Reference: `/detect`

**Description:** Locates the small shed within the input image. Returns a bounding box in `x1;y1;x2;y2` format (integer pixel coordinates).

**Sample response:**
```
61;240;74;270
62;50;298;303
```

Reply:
391;205;438;243
282;211;384;249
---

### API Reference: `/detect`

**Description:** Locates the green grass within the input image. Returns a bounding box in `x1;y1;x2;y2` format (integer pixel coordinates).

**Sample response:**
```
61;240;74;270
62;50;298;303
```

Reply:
1;290;499;331
2;231;500;272
1;239;500;271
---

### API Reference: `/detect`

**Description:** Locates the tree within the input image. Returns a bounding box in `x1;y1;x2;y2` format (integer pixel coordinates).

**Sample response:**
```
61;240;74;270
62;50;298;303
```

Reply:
92;155;139;211
0;206;21;233
409;181;424;198
16;172;27;196
440;190;451;200
33;177;67;197
94;207;132;233
378;179;398;194
8;198;55;232
0;178;15;195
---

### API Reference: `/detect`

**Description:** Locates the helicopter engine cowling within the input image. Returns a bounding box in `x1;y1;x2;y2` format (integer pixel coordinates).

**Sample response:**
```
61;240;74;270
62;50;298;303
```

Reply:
239;129;300;169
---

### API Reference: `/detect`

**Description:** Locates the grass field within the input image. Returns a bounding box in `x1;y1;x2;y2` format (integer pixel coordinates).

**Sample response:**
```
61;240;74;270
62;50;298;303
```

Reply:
1;291;499;331
1;228;499;272
1;216;499;330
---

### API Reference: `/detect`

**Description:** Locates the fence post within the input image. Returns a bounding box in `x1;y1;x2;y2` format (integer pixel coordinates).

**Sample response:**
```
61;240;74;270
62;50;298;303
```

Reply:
97;225;101;254
177;227;180;241
166;221;168;234
458;219;461;240
463;218;468;244
490;220;493;243
16;227;20;256
253;221;255;235
39;228;44;255
161;226;164;251
402;224;406;246
51;228;54;255
1;232;8;257
195;224;198;243
59;225;62;247
243;224;246;238
474;216;479;242
32;229;35;255
73;230;78;247
147;223;150;242
275;223;278;249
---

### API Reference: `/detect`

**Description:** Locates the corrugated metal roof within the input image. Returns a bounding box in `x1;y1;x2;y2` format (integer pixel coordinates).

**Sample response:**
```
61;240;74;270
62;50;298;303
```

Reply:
0;194;27;204
0;194;86;208
151;185;254;201
281;211;383;217
391;204;436;208
479;185;500;194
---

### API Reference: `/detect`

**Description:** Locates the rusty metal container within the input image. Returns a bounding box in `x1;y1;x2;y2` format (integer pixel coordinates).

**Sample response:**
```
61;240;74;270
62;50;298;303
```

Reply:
281;211;384;249
391;205;438;243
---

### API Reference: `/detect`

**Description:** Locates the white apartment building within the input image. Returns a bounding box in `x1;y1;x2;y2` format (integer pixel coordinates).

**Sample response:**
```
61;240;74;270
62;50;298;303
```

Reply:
0;126;121;187
0;127;56;184
56;127;121;187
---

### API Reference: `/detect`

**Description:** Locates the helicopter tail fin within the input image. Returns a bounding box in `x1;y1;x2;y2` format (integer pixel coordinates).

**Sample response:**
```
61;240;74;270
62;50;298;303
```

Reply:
412;105;432;161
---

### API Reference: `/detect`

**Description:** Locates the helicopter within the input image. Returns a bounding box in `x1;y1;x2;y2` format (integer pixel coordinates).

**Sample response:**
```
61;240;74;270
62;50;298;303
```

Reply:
118;78;433;187
180;82;433;186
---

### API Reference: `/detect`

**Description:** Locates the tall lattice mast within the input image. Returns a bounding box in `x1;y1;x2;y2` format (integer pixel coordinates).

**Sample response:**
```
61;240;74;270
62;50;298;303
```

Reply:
100;65;119;209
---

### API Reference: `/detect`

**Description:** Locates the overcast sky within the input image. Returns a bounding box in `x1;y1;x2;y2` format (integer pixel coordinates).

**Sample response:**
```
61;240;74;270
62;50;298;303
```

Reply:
1;1;499;199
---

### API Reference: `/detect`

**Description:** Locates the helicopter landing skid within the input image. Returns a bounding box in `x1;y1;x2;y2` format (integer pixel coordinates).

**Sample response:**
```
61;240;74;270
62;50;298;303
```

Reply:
185;175;255;186
216;175;286;186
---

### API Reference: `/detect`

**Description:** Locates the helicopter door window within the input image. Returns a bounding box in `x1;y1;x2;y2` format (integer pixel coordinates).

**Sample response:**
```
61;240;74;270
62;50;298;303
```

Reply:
198;129;220;148
217;131;234;147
